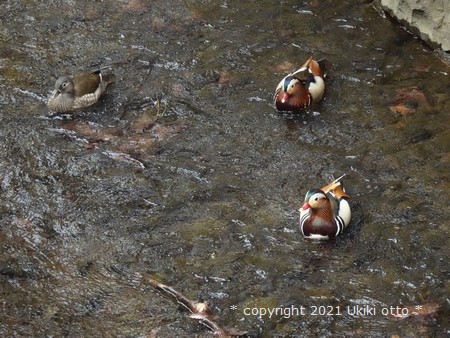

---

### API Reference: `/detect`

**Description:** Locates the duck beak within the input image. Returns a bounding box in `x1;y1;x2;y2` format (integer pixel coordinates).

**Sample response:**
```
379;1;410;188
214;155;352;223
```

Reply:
50;89;60;98
281;92;289;103
300;202;311;211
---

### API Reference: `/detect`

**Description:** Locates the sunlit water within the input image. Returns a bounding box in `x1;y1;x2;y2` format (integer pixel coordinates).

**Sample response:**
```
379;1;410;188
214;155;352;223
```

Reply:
1;1;449;337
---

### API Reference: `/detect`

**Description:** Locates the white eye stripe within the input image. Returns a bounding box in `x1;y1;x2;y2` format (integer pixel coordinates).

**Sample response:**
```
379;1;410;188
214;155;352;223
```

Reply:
309;192;326;202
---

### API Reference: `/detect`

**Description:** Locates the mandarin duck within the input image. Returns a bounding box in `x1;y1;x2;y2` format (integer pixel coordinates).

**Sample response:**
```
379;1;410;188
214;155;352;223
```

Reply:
48;68;116;112
274;57;329;111
299;174;351;239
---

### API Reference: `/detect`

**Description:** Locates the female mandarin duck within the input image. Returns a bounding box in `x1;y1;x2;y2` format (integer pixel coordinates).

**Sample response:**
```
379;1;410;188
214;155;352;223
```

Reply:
274;57;329;111
48;68;115;112
299;174;351;239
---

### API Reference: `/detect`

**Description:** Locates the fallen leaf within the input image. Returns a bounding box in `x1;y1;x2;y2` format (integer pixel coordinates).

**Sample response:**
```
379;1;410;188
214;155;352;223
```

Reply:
388;86;431;115
275;61;295;73
390;303;440;321
217;70;234;85
129;113;157;133
124;0;150;12
389;103;415;115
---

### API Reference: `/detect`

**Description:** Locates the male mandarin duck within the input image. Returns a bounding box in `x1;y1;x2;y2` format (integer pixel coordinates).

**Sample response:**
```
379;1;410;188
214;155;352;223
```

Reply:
274;57;329;111
299;174;351;239
48;68;116;112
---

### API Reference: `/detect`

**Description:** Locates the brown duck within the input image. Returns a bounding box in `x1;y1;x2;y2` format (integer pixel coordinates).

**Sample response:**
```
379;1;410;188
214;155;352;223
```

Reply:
48;68;115;112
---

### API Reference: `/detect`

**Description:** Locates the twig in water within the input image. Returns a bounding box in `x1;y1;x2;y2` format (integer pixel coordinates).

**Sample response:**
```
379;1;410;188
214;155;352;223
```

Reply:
147;277;246;337
155;97;168;117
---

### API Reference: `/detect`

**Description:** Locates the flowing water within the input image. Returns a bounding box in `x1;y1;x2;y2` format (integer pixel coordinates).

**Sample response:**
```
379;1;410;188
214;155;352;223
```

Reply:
0;0;449;337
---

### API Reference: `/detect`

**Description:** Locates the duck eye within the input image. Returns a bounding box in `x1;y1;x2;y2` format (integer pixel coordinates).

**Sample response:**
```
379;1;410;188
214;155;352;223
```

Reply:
314;197;318;201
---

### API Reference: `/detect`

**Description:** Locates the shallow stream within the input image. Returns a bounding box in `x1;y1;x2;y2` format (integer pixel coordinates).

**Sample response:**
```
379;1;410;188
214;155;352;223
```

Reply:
0;1;449;337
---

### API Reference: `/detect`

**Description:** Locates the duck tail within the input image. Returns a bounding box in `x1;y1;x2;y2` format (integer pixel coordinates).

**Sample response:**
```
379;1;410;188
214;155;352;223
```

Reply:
102;73;116;84
317;59;331;78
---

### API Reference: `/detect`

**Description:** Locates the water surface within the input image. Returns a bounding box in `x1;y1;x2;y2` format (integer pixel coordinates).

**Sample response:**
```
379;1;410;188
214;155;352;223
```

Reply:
1;0;449;337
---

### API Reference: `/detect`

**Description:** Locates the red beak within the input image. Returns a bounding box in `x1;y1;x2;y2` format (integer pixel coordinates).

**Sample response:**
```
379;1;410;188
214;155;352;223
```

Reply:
281;92;289;103
300;202;311;211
